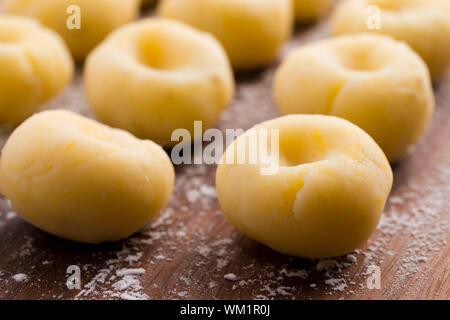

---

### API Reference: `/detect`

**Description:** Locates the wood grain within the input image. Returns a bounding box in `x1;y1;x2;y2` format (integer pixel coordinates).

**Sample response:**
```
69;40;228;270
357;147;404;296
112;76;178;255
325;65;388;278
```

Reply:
0;9;449;300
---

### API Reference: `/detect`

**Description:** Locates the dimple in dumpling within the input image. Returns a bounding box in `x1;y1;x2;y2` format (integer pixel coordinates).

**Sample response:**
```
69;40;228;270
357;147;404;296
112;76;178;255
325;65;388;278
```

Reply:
216;115;393;258
274;33;435;163
85;18;234;146
331;0;450;79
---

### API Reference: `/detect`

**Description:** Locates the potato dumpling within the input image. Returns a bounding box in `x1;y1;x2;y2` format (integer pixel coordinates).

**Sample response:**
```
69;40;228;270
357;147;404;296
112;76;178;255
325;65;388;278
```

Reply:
158;0;293;70
85;18;234;146
294;0;333;21
274;34;434;163
331;0;450;80
0;15;73;126
3;0;140;60
0;110;175;244
216;115;393;258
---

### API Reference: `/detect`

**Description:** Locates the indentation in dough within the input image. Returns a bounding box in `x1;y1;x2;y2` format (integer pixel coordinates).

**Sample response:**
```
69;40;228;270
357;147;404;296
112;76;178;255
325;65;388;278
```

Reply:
292;169;314;222
325;80;347;115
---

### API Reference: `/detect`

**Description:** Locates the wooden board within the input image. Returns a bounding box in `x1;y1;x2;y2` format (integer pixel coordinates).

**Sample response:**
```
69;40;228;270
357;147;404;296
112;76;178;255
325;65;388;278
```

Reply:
0;10;449;300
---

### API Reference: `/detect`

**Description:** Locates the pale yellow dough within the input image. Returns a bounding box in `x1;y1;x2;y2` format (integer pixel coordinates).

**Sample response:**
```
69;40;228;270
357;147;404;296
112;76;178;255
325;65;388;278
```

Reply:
158;0;293;70
3;0;140;60
274;34;434;163
216;115;393;258
85;18;234;146
0;110;175;244
0;15;73;126
331;0;450;79
294;0;333;21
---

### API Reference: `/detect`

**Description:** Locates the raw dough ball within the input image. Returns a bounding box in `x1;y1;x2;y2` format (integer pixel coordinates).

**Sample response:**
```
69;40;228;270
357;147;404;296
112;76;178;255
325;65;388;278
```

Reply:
331;0;450;79
3;0;140;60
294;0;333;21
0;15;73;126
85;18;234;146
158;0;293;70
0;110;175;244
274;34;434;163
216;115;393;258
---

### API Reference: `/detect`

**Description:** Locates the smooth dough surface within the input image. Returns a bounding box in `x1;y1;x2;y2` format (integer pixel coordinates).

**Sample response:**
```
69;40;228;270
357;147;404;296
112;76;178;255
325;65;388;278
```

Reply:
274;33;434;163
0;15;73;126
0;110;175;244
3;0;140;60
331;0;450;79
216;115;393;258
85;18;234;146
158;0;293;70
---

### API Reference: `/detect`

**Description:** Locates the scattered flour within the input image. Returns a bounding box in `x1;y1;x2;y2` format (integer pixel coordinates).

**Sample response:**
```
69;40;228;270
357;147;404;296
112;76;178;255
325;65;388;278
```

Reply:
0;90;447;300
76;247;149;300
12;273;28;283
224;273;238;281
6;211;17;220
